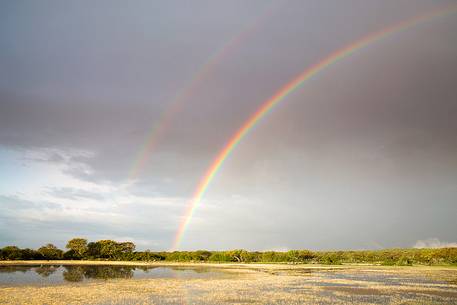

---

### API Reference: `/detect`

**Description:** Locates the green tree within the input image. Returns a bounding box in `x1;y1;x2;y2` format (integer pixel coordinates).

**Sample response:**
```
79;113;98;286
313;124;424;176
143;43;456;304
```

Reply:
87;242;102;258
194;250;212;261
0;246;22;260
98;240;119;259
119;242;135;253
66;238;88;258
37;244;63;260
228;249;249;262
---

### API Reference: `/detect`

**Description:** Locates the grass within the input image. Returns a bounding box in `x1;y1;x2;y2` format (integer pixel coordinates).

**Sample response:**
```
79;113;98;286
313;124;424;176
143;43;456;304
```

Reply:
1;262;457;304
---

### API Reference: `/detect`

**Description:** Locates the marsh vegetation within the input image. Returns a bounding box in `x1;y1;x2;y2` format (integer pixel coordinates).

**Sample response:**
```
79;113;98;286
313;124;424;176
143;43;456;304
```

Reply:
2;239;457;304
0;263;456;304
2;238;457;266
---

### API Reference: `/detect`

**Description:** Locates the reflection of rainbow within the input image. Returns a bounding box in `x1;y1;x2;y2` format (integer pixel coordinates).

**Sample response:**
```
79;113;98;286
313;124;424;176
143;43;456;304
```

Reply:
171;4;457;250
128;2;283;181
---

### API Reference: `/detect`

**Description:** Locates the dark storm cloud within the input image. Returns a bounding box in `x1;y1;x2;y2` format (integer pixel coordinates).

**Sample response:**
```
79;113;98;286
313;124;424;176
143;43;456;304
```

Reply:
1;0;456;249
0;0;284;190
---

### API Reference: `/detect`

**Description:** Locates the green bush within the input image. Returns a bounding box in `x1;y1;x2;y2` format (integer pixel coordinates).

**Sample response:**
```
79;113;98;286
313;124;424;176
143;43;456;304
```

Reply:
2;238;457;266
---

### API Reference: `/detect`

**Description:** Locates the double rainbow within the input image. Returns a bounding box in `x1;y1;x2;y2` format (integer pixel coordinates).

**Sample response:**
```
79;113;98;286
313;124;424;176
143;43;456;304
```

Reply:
171;4;457;250
128;2;283;181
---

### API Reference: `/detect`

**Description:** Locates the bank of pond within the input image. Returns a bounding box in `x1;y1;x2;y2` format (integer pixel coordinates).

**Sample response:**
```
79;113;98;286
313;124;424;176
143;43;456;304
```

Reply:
1;263;457;305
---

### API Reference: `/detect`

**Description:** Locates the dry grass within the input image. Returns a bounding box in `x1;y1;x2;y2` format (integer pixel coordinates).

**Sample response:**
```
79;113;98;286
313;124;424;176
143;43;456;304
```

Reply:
1;263;457;305
0;260;344;269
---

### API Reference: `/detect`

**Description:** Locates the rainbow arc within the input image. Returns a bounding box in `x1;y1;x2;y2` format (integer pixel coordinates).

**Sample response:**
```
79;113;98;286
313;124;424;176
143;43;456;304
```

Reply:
128;2;283;181
171;4;457;251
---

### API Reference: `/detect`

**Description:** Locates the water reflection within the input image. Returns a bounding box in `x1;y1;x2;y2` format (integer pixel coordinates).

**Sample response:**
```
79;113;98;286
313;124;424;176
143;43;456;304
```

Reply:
63;265;134;282
0;265;33;273
35;265;59;278
0;265;228;285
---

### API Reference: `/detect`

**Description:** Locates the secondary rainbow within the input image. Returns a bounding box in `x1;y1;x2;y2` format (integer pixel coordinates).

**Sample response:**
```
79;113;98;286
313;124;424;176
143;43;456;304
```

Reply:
127;2;283;181
171;4;457;250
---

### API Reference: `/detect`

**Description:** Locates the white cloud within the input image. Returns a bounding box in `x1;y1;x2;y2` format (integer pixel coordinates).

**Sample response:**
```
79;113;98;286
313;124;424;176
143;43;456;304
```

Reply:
413;238;457;249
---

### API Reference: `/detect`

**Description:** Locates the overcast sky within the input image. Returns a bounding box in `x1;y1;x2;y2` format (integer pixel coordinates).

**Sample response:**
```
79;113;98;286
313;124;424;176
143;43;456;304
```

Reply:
1;0;456;251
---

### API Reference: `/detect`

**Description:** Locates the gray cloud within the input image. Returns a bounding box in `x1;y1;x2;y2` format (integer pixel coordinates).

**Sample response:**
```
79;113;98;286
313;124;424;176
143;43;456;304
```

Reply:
1;0;456;250
45;187;106;201
414;238;457;249
0;193;184;249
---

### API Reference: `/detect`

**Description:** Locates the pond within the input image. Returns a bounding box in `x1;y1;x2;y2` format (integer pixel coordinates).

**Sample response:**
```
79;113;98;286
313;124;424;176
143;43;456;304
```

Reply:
1;265;457;304
0;264;231;286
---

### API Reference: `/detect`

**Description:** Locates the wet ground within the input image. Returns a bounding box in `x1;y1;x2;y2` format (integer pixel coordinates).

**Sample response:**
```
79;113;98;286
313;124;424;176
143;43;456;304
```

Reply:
0;264;456;304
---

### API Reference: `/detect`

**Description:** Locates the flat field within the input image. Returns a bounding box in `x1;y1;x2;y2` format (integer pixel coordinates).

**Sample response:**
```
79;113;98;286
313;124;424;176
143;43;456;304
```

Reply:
0;261;456;305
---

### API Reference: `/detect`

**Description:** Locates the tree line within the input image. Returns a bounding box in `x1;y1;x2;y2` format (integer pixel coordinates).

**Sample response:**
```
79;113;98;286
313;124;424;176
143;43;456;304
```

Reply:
1;238;457;266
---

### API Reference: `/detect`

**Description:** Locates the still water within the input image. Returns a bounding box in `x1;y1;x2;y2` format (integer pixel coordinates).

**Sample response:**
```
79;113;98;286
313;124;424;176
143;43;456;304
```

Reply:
0;265;229;286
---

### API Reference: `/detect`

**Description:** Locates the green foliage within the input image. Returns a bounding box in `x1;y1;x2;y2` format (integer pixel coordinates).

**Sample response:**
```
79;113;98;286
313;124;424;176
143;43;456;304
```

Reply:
0;246;42;260
194;250;212;261
63;249;79;260
0;246;22;260
131;250;165;261
87;241;102;258
208;252;233;262
119;242;136;254
37;244;63;260
66;238;88;258
85;240;137;260
227;249;250;262
2;239;457;266
317;252;342;265
98;240;119;259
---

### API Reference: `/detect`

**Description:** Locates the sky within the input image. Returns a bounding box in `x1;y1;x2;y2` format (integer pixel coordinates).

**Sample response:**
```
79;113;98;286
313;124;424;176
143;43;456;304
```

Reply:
1;0;456;251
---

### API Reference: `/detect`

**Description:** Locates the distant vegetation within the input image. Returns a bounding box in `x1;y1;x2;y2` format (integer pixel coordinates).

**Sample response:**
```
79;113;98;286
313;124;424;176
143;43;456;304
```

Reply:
1;238;457;266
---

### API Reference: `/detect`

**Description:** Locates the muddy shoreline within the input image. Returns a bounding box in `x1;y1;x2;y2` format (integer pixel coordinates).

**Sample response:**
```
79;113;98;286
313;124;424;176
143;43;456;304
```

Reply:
1;259;456;271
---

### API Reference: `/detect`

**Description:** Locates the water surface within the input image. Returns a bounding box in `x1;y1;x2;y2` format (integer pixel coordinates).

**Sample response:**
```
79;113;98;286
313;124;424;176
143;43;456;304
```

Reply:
0;264;229;286
1;265;457;304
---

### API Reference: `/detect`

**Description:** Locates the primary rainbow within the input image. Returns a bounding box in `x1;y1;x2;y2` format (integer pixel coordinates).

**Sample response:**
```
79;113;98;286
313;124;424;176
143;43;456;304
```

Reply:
171;4;457;250
127;2;283;181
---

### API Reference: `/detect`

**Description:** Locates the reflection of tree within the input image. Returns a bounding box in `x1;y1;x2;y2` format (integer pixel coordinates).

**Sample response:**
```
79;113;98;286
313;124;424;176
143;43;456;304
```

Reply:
63;266;85;282
189;268;210;274
61;265;135;282
84;266;135;280
171;267;210;274
35;265;59;277
137;266;157;273
0;266;34;273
